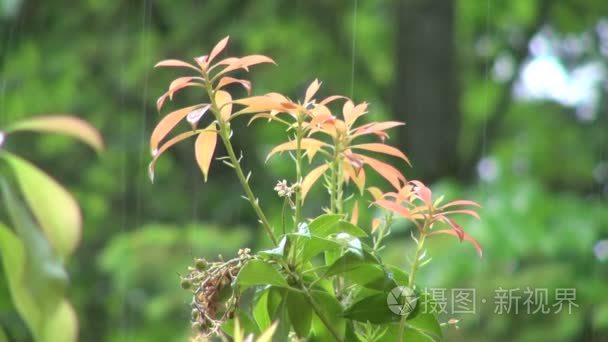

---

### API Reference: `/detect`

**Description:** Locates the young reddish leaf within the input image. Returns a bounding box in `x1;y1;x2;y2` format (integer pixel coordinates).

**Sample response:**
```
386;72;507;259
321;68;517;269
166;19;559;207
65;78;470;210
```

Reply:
358;154;405;189
215;90;233;121
149;131;199;182
343;161;366;193
351;143;411;165
167;77;204;100
410;180;432;205
220;55;276;75
441;210;481;220
301;163;330;200
429;229;483;257
207;36;230;65
150;105;202;154
234;96;285;114
217;76;252;94
319;95;348;106
352;121;405;138
154;59;200;72
266;138;327;162
374;199;412;219
6;115;104;152
194;55;208;70
195;124;218;182
247;113;275;126
440;200;481;209
371;218;382;233
345;102;368;128
304;79;321;103
350;200;359;225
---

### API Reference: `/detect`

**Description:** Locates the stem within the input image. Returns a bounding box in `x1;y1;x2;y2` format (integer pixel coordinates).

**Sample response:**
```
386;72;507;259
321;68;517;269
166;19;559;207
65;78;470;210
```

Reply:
329;137;341;214
398;219;430;341
294;114;304;227
205;83;278;246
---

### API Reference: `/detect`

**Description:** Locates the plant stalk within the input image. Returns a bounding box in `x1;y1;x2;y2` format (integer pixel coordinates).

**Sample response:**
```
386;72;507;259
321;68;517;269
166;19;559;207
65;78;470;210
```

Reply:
205;83;278;246
294;114;304;228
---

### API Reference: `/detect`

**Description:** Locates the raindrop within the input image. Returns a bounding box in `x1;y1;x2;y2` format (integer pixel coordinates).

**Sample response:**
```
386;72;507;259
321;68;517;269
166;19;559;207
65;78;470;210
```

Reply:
151;148;159;157
0;131;5;147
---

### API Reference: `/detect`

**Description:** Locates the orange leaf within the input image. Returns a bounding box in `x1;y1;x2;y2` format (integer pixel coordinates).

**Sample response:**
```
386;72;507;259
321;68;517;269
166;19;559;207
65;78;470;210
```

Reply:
149;131;199;182
266;138;327;162
429;229;483;257
352;143;410;165
371;218;382;233
304;79;321;103
374;199;412;219
150;105;202;154
343;161;366;194
441;210;481;220
208;36;230;65
440;200;481;209
319;95;348;105
350;200;359;225
410;180;432;205
195;123;218;182
6;115;104;152
301;163;330;200
358;154;405;189
353;121;404;139
154;59;200;72
217;76;252;94
234;96;285;114
215;90;233;121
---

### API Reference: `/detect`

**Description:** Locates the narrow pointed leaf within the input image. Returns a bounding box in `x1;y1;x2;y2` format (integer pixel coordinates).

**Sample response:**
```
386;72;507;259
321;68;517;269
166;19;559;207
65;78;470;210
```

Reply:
352;143;410;165
301;163;330;200
304;79;321;103
429;229;483;257
215;90;233;121
208;36;230;65
154;59;200;72
150;105;202;154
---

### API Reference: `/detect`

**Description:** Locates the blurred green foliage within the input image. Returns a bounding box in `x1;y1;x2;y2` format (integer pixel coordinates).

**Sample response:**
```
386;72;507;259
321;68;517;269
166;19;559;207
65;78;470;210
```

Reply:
0;0;607;341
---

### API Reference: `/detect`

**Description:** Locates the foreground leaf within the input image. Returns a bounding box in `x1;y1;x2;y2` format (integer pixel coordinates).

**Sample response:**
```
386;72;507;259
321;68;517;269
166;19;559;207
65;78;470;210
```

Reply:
1;152;80;259
6;115;103;152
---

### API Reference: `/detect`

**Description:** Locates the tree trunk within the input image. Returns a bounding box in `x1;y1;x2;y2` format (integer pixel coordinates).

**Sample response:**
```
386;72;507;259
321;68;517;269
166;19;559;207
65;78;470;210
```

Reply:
393;0;460;183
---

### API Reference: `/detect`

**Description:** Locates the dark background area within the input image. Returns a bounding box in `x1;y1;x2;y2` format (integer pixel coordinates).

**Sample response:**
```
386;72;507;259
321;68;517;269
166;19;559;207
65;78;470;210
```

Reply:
1;0;607;341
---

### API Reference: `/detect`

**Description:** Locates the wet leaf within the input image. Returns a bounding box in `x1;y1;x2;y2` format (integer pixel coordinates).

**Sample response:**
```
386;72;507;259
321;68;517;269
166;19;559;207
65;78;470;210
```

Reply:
208;36;230;65
304;79;321;103
154;59;200;72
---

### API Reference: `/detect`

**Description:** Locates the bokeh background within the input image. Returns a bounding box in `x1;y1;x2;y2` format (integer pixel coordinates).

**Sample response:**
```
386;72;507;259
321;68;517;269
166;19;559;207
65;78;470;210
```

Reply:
1;0;607;341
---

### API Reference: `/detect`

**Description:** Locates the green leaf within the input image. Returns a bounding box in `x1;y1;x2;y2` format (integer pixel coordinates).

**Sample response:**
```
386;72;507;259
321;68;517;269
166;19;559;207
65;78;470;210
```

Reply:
310;290;345;341
308;214;341;237
0;180;68;315
344;292;401;324
268;288;290;341
308;214;367;238
253;290;271;331
324;249;377;278
1;152;81;259
342;264;401;291
235;260;288;289
40;300;78;342
286;291;312;338
299;235;342;262
405;294;443;341
0;222;41;338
